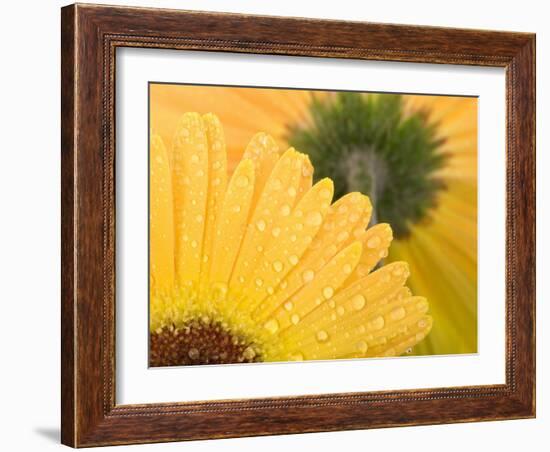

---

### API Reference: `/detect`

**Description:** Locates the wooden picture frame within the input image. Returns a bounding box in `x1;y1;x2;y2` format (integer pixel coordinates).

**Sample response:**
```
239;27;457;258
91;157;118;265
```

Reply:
61;3;535;447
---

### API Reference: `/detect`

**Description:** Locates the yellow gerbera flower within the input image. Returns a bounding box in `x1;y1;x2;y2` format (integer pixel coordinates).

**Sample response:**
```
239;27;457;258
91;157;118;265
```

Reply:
149;112;432;366
150;84;476;356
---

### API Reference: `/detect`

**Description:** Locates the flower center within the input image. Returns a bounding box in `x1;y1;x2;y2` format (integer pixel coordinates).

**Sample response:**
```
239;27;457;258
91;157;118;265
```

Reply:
340;147;388;226
149;319;262;366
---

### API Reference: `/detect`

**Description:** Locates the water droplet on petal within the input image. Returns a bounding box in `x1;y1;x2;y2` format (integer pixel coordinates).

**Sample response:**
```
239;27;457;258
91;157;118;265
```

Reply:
284;301;294;311
343;264;353;274
352;294;366;310
393;266;404;276
272;227;281;238
390;306;406;321
369;316;385;331
416;299;429;312
212;282;228;298
337;231;349;242
305;211;323;226
271;178;282;190
356;341;368;354
272;260;284;272
290;352;304;361
302;270;315;283
320;188;332;199
236;175;249;188
288;187;297;197
190;154;199;163
288;255;299;266
367;236;382;249
280;204;291;216
264;319;279;334
291;314;300;325
323;286;334;299
256;219;266;232
337;306;345;316
316;330;329;342
255;278;264;287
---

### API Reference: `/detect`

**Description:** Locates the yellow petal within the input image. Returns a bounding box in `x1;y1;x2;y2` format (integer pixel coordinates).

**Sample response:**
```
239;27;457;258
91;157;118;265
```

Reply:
297;154;313;201
172;113;209;286
209;159;255;285
344;223;393;286
149;134;174;291
242;132;280;208
199;113;227;290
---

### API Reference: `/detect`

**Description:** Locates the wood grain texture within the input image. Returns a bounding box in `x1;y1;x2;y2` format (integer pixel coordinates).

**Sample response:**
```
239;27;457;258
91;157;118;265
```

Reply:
60;5;76;446
60;3;536;447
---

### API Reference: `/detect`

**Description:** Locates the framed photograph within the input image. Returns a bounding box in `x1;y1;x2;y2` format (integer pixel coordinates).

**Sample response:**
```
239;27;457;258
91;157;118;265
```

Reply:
61;3;535;447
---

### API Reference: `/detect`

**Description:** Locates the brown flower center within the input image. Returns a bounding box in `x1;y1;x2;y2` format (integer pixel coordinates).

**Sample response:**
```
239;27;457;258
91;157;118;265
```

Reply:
149;319;262;366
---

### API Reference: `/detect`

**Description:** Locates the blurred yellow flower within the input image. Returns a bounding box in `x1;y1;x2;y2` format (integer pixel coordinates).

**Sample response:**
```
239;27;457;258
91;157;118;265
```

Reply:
149;111;432;366
392;95;477;354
